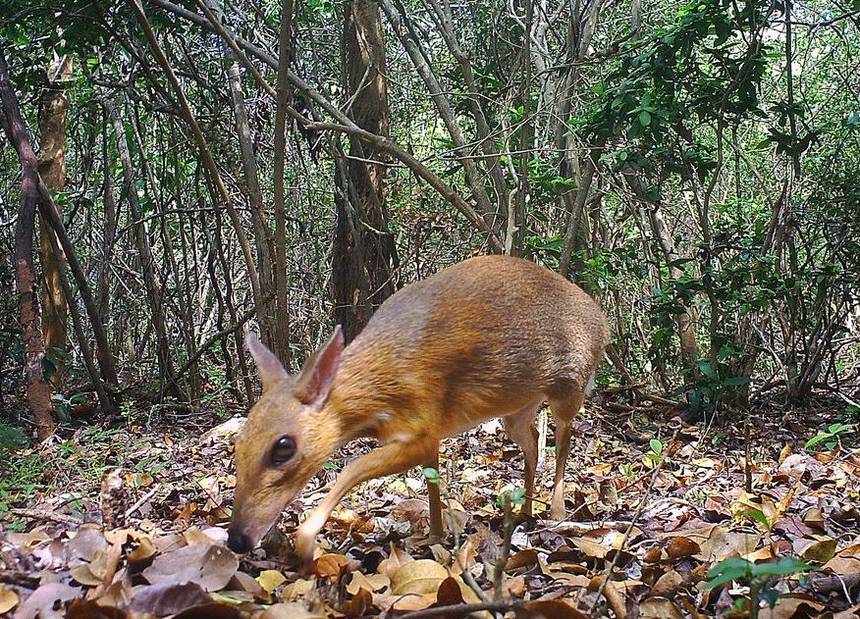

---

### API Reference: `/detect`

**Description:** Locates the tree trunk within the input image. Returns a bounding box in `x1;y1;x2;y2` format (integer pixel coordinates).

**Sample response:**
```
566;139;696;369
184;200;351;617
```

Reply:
333;0;399;342
37;54;73;387
0;50;55;439
271;0;294;366
97;107;116;375
626;173;699;373
227;61;277;348
508;0;533;258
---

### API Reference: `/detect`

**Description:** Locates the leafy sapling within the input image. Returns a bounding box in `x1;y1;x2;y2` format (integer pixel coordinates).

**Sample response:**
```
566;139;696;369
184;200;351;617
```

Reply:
643;438;664;467
705;557;813;618
805;423;854;452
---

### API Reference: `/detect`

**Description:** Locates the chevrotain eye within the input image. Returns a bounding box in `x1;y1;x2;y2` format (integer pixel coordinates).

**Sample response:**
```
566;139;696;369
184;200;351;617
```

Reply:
270;435;296;465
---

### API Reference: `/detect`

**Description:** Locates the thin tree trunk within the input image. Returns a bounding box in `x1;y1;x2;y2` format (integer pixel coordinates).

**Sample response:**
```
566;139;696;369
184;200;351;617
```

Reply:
626;173;699;372
559;155;598;278
271;0;294;365
0;49;54;439
226;61;276;344
508;0;534;258
333;0;399;342
97;107;116;369
37;54;73;387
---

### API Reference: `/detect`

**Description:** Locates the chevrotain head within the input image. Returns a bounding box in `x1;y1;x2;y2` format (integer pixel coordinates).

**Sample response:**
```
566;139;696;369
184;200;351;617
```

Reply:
227;327;344;554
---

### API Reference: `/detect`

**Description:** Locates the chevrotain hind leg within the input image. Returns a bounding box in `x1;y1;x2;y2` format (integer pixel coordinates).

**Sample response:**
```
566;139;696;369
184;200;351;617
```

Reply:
294;439;437;566
548;392;584;520
424;444;444;542
501;401;543;516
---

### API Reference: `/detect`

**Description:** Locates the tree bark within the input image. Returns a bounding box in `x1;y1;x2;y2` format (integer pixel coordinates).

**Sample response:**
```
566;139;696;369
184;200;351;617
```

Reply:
508;0;534;258
626;173;699;372
271;0;294;365
226;61;276;341
333;0;399;342
0;49;55;439
37;54;73;387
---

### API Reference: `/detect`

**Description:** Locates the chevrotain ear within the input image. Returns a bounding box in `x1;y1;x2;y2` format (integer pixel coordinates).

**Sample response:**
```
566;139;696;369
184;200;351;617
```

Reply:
294;325;344;406
245;332;289;392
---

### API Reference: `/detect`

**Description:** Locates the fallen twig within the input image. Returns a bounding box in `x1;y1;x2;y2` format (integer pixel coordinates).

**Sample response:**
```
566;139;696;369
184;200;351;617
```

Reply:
124;484;161;518
806;572;860;599
397;599;526;619
9;508;82;526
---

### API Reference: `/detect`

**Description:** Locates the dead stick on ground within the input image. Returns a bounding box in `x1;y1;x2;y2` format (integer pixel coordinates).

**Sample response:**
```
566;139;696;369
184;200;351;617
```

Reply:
396;599;527;619
807;572;860;599
125;484;161;518
588;430;680;617
10;508;82;526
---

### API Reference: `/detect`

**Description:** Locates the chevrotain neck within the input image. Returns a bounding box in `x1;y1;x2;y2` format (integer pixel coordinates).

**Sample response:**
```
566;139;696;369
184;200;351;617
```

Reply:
324;337;409;438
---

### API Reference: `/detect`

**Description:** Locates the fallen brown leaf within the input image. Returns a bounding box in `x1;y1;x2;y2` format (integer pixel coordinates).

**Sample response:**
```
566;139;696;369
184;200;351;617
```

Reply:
129;582;212;616
390;559;449;595
142;543;238;591
0;586;19;614
666;536;701;559
14;583;81;619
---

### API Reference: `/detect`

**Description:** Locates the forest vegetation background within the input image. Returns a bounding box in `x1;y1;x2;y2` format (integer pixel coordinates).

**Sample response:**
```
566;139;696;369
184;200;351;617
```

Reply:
0;0;858;440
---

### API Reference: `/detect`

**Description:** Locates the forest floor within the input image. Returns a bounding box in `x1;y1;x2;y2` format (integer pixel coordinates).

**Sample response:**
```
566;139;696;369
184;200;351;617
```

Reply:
0;396;858;618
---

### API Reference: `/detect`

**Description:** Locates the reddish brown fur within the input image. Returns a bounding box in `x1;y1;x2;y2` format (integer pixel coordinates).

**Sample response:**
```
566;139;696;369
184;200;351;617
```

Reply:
228;255;610;562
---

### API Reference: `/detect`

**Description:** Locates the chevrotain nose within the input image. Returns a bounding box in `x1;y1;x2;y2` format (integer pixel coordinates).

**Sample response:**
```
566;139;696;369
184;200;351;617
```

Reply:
227;525;253;554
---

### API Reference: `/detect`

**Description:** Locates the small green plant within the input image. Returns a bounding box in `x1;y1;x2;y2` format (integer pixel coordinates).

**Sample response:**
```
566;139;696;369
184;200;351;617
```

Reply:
688;488;707;506
805;423;854;451
421;467;441;485
642;438;663;467
740;506;773;532
705;557;813;617
619;462;636;480
496;487;526;508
